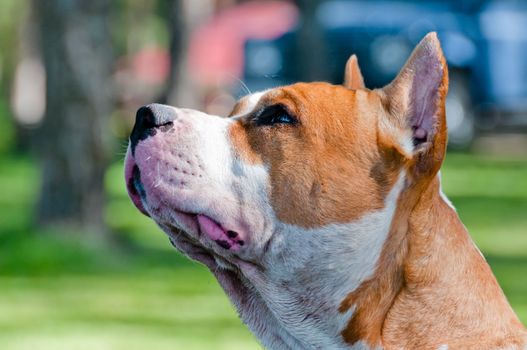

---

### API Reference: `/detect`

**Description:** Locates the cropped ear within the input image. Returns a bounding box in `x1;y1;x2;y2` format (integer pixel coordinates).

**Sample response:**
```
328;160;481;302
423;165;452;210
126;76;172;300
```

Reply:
344;54;365;90
380;32;449;178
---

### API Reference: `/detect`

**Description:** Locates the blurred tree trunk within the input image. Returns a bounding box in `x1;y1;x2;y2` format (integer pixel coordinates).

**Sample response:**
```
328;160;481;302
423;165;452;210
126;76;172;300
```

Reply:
159;0;200;109
11;6;43;152
32;0;114;232
158;0;185;105
295;0;328;81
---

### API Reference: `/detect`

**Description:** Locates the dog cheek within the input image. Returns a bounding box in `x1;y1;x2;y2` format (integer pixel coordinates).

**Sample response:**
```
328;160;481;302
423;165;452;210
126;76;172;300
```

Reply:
230;159;276;248
228;120;265;165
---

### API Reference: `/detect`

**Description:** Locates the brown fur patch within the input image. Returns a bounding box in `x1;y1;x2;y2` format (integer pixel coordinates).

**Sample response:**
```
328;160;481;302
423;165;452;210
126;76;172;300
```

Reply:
339;33;526;348
382;178;526;349
228;96;250;117
344;54;365;90
228;83;400;228
229;120;263;165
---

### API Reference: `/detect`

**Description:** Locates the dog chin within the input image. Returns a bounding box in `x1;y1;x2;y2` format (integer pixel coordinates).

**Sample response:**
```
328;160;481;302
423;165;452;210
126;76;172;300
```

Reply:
161;209;201;237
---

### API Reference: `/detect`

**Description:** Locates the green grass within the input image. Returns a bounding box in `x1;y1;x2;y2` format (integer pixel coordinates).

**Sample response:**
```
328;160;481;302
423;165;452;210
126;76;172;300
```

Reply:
441;153;527;322
0;154;259;350
0;151;526;349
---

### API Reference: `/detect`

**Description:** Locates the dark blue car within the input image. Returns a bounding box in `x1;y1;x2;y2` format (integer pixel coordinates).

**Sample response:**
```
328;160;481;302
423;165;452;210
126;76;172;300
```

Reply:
242;0;527;148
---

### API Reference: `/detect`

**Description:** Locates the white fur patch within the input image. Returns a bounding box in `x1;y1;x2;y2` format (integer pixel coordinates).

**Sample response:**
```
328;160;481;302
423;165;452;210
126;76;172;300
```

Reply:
236;173;406;349
400;130;415;155
230;91;267;119
350;340;380;350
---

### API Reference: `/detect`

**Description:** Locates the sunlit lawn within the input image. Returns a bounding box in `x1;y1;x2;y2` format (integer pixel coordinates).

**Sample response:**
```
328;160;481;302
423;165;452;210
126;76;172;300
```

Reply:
0;151;526;349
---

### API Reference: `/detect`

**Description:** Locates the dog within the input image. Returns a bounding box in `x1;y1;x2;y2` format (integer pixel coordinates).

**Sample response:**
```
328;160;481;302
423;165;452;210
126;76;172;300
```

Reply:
124;33;527;349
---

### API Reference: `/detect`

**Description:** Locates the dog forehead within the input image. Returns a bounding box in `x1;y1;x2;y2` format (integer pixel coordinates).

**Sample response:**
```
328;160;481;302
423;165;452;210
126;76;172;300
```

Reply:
227;83;358;166
229;90;271;118
230;82;367;120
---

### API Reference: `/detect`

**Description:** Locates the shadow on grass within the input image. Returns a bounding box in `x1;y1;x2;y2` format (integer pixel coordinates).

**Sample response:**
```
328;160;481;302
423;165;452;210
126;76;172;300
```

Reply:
485;254;527;299
449;195;527;228
0;225;200;276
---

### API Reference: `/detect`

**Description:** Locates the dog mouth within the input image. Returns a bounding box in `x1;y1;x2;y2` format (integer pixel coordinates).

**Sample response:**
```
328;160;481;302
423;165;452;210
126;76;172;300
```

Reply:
125;156;245;251
196;214;245;250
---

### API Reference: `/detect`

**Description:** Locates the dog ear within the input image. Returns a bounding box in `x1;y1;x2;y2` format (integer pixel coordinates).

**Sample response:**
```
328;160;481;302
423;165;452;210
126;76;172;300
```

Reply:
380;32;449;177
344;54;365;90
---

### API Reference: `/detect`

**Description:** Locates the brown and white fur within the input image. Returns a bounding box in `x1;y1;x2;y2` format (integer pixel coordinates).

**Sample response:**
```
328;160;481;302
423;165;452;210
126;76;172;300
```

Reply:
124;33;527;349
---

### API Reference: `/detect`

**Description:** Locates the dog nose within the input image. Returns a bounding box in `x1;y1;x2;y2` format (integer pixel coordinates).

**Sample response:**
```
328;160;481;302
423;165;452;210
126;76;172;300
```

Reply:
136;103;176;129
130;103;177;152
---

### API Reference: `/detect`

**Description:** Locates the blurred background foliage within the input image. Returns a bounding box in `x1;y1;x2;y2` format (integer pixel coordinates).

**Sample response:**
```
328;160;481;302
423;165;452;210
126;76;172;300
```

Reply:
0;0;526;349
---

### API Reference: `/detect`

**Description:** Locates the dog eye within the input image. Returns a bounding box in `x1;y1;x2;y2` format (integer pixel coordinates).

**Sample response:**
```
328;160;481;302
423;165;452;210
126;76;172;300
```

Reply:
255;105;297;126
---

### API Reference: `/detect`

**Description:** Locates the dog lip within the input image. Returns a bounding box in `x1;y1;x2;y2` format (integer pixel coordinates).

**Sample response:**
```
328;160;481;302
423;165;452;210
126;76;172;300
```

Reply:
163;212;245;252
196;214;245;250
167;210;200;237
124;156;150;217
130;169;150;217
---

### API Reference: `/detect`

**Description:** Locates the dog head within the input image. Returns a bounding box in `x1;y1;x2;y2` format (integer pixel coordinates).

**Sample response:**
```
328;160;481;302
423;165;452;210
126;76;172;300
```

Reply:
124;32;448;347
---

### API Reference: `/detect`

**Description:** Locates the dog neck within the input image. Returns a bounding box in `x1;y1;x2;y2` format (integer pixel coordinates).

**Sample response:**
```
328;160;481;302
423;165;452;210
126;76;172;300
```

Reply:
339;175;526;349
